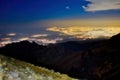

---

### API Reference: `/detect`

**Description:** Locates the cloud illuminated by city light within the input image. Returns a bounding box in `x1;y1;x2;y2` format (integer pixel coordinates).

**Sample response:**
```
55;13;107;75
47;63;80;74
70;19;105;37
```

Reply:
47;26;120;39
2;38;11;41
31;34;48;38
7;33;16;36
19;37;29;41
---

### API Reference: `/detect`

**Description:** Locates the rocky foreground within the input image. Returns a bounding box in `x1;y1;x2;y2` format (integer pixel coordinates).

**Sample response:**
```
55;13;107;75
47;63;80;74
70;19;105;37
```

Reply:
0;54;77;80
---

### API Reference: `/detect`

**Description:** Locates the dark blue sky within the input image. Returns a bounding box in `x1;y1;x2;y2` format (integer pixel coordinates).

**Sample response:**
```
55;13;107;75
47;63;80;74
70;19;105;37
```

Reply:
0;0;87;23
0;0;119;24
0;0;120;34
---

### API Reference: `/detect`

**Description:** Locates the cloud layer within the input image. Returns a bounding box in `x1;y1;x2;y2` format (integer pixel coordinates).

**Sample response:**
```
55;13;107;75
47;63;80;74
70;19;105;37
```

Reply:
47;26;120;39
83;0;120;11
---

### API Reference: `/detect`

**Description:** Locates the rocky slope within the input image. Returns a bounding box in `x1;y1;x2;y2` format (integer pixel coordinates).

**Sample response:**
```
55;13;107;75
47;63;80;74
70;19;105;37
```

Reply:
0;54;77;80
0;33;120;80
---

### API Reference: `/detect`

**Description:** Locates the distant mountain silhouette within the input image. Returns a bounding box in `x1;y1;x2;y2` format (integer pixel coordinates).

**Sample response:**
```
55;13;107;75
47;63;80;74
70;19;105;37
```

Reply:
0;33;120;80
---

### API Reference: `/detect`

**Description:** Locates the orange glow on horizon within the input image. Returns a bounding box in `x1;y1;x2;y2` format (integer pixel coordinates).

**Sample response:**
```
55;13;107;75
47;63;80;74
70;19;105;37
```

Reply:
47;26;120;39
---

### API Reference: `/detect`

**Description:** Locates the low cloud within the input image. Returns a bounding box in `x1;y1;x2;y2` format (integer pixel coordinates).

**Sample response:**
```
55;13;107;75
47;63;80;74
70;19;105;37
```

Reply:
83;0;120;11
47;26;120;39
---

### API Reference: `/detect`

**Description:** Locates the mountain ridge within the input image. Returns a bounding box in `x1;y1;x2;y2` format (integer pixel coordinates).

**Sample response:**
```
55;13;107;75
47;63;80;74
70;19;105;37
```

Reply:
0;33;120;80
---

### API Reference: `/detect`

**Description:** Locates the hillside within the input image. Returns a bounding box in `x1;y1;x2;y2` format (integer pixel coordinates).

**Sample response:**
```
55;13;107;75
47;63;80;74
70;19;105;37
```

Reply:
0;54;77;80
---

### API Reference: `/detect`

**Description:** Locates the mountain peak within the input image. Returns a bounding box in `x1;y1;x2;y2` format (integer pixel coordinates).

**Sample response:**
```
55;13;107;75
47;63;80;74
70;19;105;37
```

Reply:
109;33;120;45
111;33;120;40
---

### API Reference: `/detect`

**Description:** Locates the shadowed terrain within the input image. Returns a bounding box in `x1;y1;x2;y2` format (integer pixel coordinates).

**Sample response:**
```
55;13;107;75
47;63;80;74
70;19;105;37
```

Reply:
0;33;120;80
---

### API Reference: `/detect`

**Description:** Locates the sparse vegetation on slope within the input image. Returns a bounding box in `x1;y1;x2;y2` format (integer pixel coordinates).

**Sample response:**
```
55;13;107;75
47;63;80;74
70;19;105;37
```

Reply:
0;54;77;80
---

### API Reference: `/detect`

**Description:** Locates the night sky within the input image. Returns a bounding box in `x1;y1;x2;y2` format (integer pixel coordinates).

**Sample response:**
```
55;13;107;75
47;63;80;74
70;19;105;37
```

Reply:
0;0;120;23
0;0;89;23
0;0;120;45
